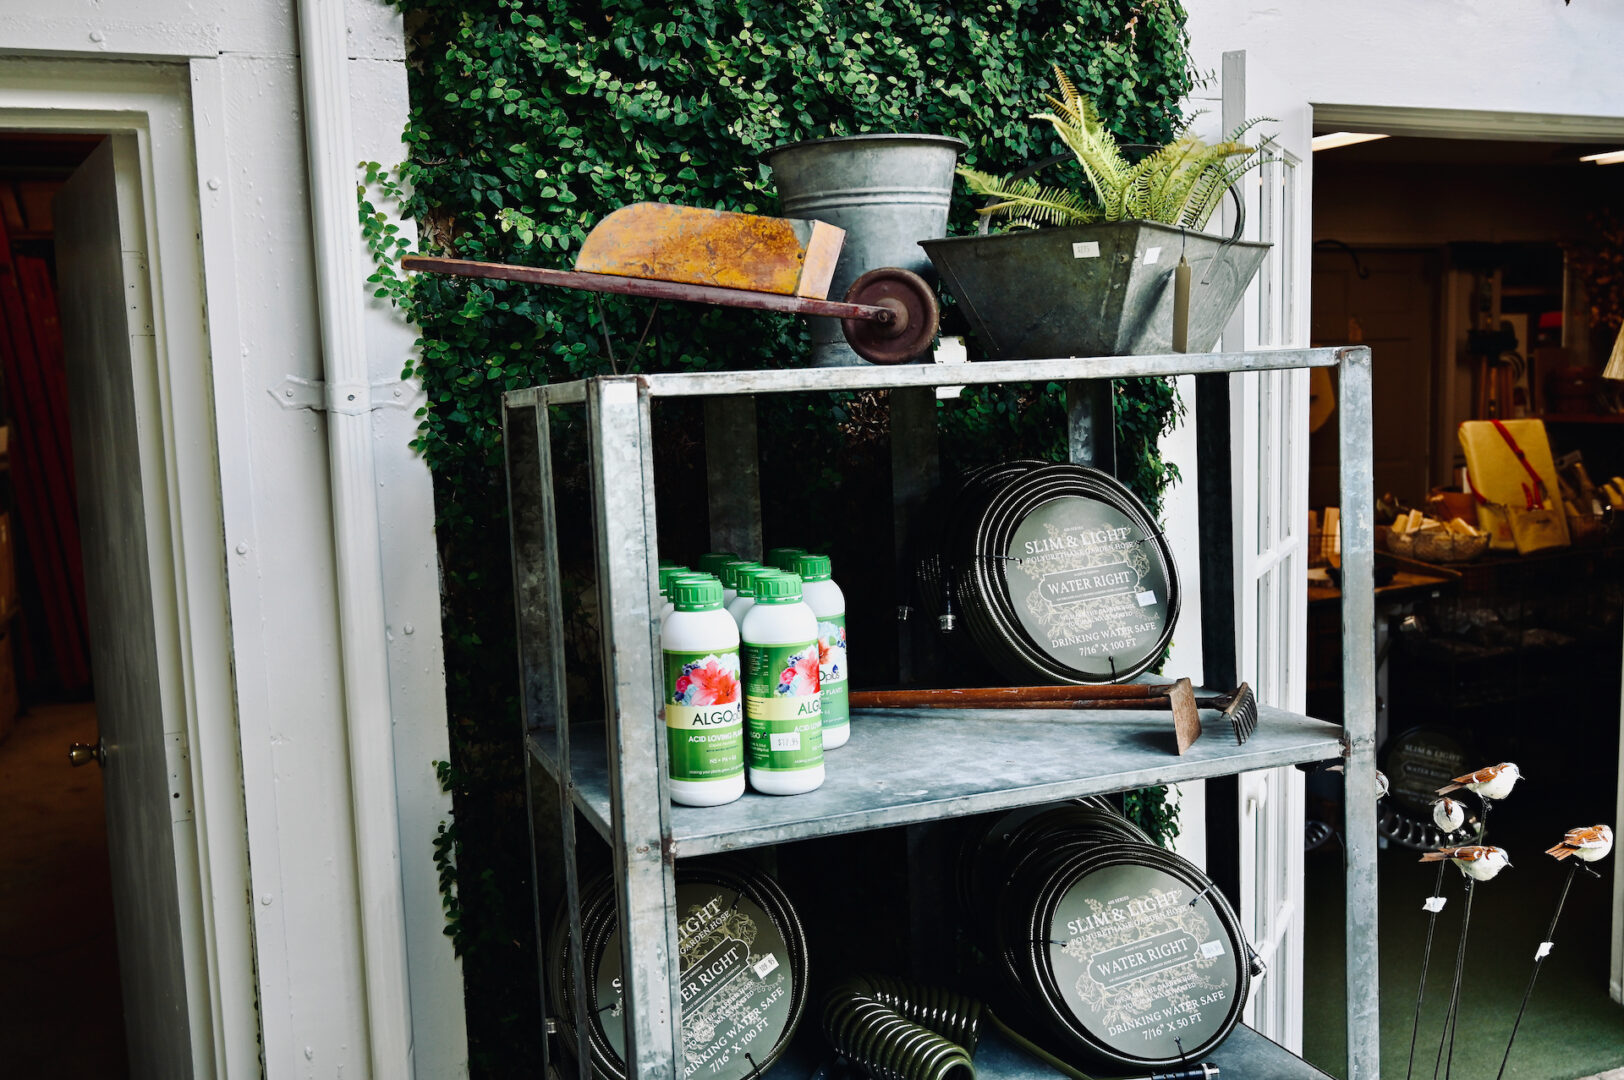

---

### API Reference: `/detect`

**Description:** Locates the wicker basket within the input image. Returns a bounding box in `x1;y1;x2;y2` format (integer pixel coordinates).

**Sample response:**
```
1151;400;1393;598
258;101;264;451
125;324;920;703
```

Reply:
1386;528;1489;563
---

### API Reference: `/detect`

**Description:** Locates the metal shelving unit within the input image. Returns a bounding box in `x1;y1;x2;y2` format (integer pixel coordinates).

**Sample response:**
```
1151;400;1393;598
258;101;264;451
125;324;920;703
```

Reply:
503;345;1377;1080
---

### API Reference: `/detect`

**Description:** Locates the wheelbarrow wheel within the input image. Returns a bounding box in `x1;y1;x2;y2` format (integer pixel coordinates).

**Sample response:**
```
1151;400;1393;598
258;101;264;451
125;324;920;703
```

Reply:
841;268;939;365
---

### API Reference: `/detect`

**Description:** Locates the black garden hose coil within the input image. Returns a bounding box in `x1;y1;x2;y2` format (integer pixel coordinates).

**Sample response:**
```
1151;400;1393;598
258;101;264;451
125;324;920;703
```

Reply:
963;803;1253;1072
823;974;983;1080
921;462;1179;685
549;861;809;1080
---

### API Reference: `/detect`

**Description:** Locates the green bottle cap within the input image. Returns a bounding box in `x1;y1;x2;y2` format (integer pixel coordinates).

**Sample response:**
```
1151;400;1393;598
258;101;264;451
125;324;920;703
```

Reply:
657;559;683;570
672;576;724;612
754;572;804;604
657;565;691;595
735;567;778;598
792;553;832;582
698;551;739;577
719;560;760;589
766;546;806;571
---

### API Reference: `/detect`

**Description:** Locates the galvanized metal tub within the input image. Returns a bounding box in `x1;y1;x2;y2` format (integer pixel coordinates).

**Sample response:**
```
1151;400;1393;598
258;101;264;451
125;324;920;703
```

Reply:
764;133;966;366
920;221;1269;360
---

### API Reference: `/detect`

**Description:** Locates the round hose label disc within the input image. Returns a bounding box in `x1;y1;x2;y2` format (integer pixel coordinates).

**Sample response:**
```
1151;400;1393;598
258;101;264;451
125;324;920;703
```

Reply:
1003;496;1171;678
597;883;793;1080
1385;727;1469;815
1047;864;1238;1059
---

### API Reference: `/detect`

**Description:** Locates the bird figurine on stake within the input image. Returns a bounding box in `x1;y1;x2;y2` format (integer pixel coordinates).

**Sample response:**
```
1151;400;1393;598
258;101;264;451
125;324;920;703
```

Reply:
1403;794;1495;1080
1544;823;1614;862
1436;762;1521;843
1496;826;1613;1080
1419;845;1511;880
1417;846;1510;1080
1432;797;1466;835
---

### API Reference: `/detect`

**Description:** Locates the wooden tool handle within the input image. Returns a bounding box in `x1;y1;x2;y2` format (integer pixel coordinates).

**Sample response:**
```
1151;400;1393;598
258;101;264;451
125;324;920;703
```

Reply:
849;684;1168;709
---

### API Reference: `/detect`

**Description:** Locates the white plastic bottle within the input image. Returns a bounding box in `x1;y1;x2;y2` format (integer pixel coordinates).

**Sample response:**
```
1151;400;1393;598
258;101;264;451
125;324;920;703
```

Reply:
792;553;849;750
741;572;824;796
718;559;759;607
656;564;689;621
698;551;738;574
661;576;745;807
660;571;710;623
766;546;806;571
727;567;776;627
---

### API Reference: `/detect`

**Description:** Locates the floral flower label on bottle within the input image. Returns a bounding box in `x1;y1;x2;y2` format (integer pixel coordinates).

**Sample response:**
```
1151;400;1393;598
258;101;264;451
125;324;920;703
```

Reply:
664;650;744;782
815;615;849;730
742;640;823;771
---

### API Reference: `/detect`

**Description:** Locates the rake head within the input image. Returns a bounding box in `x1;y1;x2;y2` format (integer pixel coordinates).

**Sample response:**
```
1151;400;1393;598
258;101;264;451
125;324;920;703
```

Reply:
1215;682;1257;745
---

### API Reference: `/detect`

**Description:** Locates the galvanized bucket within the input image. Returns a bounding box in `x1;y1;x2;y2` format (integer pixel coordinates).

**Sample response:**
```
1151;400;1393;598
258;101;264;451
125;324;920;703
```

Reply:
764;133;967;366
920;220;1269;360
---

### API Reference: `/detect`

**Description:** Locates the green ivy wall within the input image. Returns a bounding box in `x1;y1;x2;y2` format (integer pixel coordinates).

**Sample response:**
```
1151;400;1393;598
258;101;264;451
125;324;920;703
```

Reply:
376;1;1194;1071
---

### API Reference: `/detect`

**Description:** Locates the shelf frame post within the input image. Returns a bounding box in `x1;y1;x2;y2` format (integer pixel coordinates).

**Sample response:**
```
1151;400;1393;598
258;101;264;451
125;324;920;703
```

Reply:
503;399;561;1075
587;377;683;1075
890;386;940;682
1065;379;1116;475
704;394;763;557
1337;346;1380;1079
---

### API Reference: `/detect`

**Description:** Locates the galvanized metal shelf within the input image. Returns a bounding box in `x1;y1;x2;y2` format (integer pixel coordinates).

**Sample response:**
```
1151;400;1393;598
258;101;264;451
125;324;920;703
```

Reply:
529;702;1341;857
503;345;1344;405
504;344;1378;1080
764;1020;1335;1079
979;1022;1335;1080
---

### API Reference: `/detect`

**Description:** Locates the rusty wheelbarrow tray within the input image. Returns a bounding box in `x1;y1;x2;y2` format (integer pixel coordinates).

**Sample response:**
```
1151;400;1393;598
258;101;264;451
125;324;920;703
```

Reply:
401;202;938;365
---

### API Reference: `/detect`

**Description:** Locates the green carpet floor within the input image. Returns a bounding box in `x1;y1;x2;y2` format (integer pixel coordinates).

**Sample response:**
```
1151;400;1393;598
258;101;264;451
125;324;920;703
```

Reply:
1303;828;1624;1080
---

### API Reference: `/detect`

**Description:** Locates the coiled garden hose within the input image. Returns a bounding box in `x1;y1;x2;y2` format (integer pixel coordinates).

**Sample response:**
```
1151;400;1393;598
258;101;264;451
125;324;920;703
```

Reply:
822;975;1221;1080
822;975;982;1080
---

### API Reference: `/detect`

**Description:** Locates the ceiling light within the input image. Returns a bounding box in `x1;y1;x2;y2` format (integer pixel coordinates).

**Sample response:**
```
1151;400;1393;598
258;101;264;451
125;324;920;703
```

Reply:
1311;132;1390;152
1580;149;1624;165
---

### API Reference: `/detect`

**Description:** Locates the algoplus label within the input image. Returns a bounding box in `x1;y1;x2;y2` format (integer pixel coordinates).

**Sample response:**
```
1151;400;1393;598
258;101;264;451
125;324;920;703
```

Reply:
742;640;822;771
664;650;743;782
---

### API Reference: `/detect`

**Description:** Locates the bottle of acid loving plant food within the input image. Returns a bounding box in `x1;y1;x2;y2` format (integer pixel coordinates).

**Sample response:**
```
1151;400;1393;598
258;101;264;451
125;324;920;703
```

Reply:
661;576;745;807
793;553;849;750
766;546;806;571
741;572;824;796
718;559;760;607
728;566;777;629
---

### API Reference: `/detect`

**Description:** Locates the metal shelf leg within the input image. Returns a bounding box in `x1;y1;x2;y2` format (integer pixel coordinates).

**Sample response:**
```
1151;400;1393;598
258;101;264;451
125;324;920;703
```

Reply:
1338;348;1380;1079
587;378;683;1076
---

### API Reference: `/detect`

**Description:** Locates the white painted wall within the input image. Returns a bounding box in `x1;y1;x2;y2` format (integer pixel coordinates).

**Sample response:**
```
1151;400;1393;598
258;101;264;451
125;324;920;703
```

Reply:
1;2;465;1076
1184;1;1624;119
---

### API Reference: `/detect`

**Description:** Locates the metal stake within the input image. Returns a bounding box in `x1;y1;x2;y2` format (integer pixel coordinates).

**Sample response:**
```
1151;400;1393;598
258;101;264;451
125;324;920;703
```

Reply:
1405;860;1450;1080
1433;877;1477;1080
1494;861;1583;1080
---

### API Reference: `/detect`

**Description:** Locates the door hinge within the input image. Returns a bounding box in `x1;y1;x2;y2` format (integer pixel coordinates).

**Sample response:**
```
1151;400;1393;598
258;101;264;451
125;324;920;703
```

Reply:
167;731;193;823
270;375;420;414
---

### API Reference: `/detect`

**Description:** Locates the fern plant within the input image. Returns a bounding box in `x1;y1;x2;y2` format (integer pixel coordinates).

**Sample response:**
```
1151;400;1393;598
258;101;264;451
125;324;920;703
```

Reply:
962;65;1272;231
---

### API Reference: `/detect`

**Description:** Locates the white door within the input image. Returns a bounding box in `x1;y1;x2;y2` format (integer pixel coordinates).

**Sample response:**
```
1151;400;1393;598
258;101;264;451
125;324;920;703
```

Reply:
1220;50;1314;1052
56;137;195;1078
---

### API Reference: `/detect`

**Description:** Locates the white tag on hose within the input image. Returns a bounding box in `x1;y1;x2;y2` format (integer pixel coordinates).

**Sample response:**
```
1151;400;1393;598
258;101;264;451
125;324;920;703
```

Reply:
1535;941;1553;961
1423;896;1447;913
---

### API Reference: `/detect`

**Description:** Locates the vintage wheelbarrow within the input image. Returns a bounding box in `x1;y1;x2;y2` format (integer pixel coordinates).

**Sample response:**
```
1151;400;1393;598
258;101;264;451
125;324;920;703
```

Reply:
401;202;939;365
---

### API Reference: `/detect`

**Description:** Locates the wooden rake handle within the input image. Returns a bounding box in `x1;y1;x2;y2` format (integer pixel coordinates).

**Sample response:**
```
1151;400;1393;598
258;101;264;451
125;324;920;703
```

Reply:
848;683;1176;709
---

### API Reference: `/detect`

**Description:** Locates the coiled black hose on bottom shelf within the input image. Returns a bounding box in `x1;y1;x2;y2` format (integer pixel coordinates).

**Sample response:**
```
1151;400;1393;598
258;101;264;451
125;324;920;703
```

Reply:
821;974;1222;1080
822;975;983;1080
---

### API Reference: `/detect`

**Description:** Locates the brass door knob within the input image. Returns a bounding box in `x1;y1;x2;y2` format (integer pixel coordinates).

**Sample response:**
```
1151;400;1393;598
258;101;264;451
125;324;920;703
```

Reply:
68;740;105;768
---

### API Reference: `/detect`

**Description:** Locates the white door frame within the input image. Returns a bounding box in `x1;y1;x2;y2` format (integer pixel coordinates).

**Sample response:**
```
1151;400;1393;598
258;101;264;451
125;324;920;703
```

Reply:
1312;101;1624;1009
0;60;259;1077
